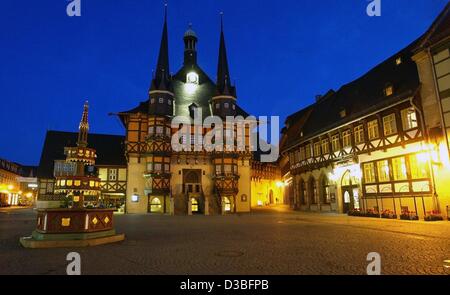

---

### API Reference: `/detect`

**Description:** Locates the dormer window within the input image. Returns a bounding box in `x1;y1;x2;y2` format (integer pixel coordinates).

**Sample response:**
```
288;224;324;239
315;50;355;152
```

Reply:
159;97;164;103
150;98;155;104
396;57;402;65
224;103;229;108
168;99;172;105
339;109;347;118
215;103;220;109
385;84;394;96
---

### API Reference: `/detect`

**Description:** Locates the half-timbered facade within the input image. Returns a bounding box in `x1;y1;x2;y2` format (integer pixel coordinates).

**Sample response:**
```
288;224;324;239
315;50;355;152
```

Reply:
36;130;127;209
116;10;281;215
281;6;450;219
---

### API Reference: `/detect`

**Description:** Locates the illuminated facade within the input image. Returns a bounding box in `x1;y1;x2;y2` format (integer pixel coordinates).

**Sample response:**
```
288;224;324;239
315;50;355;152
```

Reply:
116;9;282;215
0;158;37;207
281;5;450;220
36;119;127;209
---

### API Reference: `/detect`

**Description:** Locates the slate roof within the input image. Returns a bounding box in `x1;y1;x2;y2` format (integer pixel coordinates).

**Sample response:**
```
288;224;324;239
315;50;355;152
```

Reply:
282;36;422;152
414;3;450;51
37;131;126;179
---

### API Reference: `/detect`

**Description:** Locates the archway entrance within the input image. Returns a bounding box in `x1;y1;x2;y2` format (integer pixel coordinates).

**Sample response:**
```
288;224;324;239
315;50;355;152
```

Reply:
269;190;274;204
183;169;204;214
341;170;360;213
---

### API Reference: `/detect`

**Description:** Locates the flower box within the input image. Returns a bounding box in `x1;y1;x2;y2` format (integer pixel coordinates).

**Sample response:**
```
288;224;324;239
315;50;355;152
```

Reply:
424;210;444;222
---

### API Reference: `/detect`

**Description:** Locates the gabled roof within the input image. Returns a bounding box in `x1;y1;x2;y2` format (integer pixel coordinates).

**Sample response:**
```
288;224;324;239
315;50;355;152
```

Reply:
37;131;126;179
283;35;422;151
414;2;450;51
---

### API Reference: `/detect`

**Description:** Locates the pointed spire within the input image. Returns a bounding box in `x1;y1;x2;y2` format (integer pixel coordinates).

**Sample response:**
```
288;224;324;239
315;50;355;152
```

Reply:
77;101;89;147
216;12;234;96
151;3;171;91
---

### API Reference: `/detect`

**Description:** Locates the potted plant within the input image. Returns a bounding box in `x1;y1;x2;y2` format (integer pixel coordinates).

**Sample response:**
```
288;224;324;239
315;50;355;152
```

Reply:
424;210;444;221
381;209;397;219
400;210;419;220
365;208;380;218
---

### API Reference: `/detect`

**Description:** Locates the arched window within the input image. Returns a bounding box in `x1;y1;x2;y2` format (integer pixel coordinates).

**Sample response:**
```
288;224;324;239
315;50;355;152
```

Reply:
150;197;162;213
308;177;317;204
223;197;231;212
299;180;307;205
321;176;330;204
191;198;199;213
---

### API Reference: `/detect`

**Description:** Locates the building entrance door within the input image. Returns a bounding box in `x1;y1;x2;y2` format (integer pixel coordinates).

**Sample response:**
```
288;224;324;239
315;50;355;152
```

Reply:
341;170;360;213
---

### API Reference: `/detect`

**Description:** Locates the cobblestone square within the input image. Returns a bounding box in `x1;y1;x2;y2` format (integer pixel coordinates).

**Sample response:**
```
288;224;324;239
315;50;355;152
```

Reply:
1;207;449;275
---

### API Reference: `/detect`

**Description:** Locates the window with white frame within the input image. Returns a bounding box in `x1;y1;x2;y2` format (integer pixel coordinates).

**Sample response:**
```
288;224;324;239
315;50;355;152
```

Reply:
383;114;397;136
305;144;312;159
354;125;364;144
321;139;329;154
158;97;164;103
300;146;306;161
367;120;379;139
342;130;351;147
108;169;117;181
401;108;418;130
314;142;321;157
331;134;340;152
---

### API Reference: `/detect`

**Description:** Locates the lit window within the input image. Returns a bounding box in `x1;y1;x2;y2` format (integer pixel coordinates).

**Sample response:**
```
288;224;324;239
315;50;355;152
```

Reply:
410;154;430;179
383;114;397;136
164;164;170;173
147;162;153;172
321;139;329;154
354;125;364;144
396;57;402;65
150;98;155;104
385;85;394;96
331;135;340;152
300;147;306;161
215;165;222;175
66;180;73;186
401;108;418;130
305;144;312;159
159;97;164;103
74;180;81;187
376;160;390;182
367;120;379;139
156;126;163;134
392;157;407;181
314;142;321;157
342;130;351;147
363;163;376;183
108;169;117;181
148;127;154;135
154;163;162;172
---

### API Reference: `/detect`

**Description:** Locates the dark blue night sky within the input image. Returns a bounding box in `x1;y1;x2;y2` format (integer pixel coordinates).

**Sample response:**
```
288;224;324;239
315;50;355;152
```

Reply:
0;0;447;165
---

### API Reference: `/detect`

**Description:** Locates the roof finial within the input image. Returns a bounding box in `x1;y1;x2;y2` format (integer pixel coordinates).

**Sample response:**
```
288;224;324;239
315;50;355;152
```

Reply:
164;2;168;22
220;11;224;31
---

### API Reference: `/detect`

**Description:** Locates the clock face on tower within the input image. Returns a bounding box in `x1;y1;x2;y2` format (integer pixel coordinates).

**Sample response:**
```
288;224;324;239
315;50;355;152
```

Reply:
186;72;199;85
